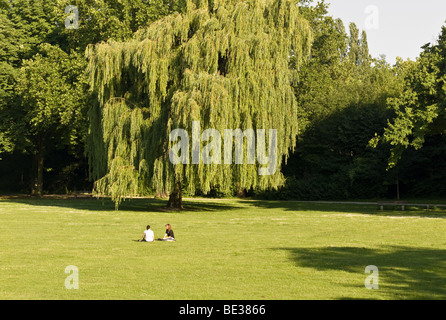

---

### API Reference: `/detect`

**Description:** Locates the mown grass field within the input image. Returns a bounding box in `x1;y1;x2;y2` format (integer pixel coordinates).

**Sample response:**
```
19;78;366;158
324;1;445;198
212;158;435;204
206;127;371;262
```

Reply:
0;197;445;300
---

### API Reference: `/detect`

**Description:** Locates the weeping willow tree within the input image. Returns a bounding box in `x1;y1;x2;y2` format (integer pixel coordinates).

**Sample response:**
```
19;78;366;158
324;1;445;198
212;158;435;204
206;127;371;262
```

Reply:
86;0;312;209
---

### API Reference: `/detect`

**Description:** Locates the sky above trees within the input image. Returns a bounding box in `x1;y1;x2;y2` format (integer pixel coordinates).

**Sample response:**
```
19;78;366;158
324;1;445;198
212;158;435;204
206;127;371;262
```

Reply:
328;0;446;64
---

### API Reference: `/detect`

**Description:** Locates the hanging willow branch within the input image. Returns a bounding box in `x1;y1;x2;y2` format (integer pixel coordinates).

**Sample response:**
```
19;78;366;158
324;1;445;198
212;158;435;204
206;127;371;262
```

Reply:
86;0;312;207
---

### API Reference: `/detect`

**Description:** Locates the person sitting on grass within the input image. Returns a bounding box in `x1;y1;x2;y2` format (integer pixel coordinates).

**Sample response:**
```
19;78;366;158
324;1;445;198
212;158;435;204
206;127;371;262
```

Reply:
139;225;155;242
158;224;175;241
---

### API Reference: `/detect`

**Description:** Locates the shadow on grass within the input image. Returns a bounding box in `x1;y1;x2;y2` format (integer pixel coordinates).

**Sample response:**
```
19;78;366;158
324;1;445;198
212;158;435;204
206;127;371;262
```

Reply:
0;196;244;213
243;200;446;219
2;196;446;218
274;246;446;299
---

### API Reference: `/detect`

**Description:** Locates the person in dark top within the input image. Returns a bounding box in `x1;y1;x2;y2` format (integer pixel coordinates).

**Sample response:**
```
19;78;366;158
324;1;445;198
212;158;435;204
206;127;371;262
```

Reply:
158;224;175;241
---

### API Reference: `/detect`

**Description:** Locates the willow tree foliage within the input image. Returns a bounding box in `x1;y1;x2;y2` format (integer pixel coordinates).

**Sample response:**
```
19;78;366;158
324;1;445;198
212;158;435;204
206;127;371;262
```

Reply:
86;0;312;208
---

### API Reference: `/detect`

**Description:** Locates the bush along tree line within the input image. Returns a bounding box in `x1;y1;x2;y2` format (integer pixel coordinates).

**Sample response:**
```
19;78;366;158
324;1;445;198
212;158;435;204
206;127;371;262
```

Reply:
0;0;445;205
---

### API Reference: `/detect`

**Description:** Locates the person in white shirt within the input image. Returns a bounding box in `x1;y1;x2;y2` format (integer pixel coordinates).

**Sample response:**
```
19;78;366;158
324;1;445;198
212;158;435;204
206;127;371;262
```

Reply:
139;225;155;242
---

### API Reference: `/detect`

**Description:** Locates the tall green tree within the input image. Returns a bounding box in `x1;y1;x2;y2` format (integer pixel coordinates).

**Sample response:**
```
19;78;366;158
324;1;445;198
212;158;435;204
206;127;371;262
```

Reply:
57;0;180;51
1;0;85;194
1;0;176;194
295;2;374;125
7;0;63;58
359;30;370;65
382;26;446;167
348;22;360;65
0;9;21;156
86;0;312;208
13;44;87;195
279;0;403;201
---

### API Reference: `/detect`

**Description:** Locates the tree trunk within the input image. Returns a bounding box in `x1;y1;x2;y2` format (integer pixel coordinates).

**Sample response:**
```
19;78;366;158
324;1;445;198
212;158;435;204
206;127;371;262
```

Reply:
31;135;45;197
167;181;183;210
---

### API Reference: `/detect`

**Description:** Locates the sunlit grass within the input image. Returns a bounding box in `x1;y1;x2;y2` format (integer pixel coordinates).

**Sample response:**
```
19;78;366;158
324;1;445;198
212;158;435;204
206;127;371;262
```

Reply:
0;198;445;300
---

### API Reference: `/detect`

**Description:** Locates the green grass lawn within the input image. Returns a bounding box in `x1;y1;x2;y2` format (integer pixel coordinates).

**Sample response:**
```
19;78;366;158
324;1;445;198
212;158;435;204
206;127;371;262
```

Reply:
0;197;445;300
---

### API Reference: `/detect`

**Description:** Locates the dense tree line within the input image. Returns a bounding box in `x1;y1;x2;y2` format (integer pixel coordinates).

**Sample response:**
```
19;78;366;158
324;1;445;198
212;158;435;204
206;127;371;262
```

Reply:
0;0;178;194
261;1;446;201
0;0;445;202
